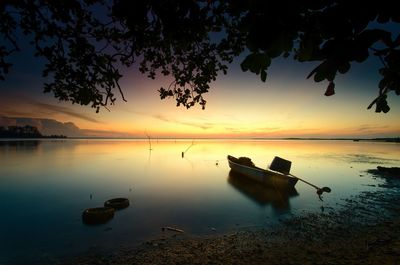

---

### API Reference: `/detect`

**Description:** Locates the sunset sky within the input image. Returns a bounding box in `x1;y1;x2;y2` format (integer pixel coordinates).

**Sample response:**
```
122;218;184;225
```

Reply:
1;37;399;138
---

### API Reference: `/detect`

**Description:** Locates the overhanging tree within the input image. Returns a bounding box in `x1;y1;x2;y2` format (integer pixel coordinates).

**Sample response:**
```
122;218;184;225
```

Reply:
1;0;399;112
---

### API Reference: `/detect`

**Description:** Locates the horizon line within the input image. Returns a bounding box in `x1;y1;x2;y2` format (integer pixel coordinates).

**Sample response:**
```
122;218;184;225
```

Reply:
1;136;399;141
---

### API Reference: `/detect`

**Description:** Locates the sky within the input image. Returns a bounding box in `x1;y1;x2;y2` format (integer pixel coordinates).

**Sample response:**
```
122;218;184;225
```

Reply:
1;22;399;139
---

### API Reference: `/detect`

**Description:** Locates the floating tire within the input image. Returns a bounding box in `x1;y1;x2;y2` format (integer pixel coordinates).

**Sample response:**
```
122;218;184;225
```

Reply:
104;198;130;210
82;207;115;225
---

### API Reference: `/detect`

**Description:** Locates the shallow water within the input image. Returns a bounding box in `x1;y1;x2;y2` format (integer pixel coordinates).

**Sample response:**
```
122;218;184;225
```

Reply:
0;139;399;264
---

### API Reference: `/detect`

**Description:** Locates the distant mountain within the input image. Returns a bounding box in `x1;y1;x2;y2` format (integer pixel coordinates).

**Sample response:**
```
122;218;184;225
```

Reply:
0;125;43;138
0;116;83;137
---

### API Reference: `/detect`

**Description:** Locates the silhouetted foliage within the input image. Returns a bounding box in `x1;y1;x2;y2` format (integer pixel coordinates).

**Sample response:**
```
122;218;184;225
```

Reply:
1;0;399;112
0;125;66;138
0;125;42;138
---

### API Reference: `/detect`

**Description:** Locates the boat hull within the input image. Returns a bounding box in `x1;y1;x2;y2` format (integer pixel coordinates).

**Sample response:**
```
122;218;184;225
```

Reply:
227;155;298;188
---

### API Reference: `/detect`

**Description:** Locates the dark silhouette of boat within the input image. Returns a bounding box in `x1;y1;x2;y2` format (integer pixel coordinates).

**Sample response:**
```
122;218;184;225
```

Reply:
227;155;298;188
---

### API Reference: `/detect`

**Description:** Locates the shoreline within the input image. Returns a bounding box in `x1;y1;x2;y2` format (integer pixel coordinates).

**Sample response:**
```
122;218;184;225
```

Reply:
69;169;400;265
1;137;399;142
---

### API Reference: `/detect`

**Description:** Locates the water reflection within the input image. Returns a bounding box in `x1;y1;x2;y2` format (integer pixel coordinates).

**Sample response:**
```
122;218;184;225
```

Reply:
0;140;42;153
0;140;41;150
1;139;399;264
227;170;298;212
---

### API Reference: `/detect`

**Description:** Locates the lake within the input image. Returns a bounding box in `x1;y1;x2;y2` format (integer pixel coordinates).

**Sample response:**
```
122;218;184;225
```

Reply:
0;139;399;264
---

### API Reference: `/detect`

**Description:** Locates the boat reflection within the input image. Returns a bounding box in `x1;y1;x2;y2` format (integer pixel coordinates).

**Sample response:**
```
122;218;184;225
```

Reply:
228;170;299;212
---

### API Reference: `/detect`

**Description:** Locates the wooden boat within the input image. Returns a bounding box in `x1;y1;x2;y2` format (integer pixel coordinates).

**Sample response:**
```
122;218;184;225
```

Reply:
227;155;298;188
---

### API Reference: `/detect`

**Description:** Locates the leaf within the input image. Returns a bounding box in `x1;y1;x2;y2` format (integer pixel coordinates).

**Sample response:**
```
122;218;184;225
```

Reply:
353;48;369;63
338;62;350;74
394;34;400;47
375;95;390;113
261;70;267;82
307;61;327;80
314;71;326;82
240;53;271;75
379;78;388;90
324;81;335;96
240;57;251;72
307;66;319;79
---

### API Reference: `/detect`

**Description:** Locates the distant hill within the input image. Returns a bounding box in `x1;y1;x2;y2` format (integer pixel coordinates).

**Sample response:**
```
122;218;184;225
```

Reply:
0;125;67;138
0;125;43;138
0;116;83;137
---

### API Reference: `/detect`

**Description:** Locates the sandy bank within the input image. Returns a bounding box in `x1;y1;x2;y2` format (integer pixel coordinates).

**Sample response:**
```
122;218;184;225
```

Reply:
69;169;400;265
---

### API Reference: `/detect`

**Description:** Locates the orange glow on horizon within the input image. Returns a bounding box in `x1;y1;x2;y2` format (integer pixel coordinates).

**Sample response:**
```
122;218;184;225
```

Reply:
1;68;399;139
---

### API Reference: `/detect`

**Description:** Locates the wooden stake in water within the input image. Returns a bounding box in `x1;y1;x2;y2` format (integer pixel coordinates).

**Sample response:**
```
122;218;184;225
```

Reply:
145;131;152;151
181;140;195;158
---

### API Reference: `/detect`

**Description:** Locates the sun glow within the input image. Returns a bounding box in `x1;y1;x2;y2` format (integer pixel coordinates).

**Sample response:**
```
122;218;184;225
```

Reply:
1;59;399;139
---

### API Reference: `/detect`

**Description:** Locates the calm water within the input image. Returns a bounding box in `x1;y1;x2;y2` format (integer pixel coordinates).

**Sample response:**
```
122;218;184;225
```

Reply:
0;139;399;264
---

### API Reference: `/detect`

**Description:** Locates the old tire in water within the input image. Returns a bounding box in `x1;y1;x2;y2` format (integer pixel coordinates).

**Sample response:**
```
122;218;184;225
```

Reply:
104;198;130;210
82;207;115;225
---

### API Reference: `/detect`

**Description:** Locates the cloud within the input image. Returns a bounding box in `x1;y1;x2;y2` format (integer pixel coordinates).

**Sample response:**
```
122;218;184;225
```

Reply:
148;113;212;130
253;126;282;132
81;129;139;138
32;102;100;123
150;113;279;132
0;94;101;124
126;111;213;130
0;109;36;118
356;124;390;132
151;114;284;132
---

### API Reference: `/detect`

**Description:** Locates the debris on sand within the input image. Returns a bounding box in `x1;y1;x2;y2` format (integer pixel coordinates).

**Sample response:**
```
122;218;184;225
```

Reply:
162;227;185;233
